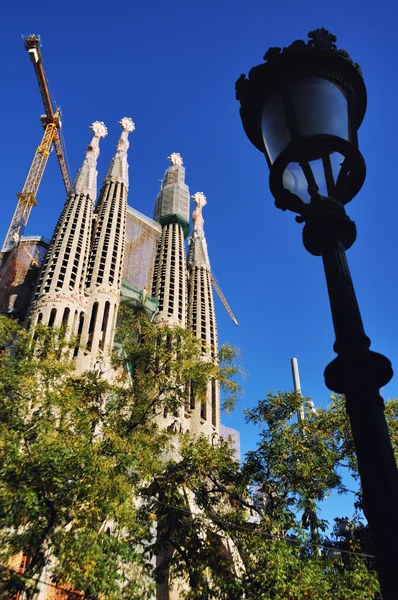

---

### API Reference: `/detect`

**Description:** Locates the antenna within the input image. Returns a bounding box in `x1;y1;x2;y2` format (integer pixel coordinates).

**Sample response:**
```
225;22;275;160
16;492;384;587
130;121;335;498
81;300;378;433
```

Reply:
291;357;305;421
290;357;316;420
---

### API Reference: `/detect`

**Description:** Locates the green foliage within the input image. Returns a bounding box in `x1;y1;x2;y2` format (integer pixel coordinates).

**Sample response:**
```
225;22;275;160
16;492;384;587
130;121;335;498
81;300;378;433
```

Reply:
114;308;243;424
0;318;158;598
0;312;386;599
244;392;346;528
132;389;382;599
0;312;243;598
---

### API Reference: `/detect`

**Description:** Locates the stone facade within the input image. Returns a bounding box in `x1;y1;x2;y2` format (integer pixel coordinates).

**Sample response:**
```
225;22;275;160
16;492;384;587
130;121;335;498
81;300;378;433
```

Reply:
187;192;220;437
4;122;240;600
29;119;134;377
151;159;220;439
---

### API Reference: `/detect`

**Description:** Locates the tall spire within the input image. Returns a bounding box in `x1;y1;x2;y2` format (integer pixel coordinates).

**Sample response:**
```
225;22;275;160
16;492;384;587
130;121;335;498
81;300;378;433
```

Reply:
29;122;107;334
187;191;217;356
79;118;134;373
152;154;189;327
188;192;220;435
188;192;210;269
154;153;190;234
104;117;135;188
71;121;107;200
187;191;219;434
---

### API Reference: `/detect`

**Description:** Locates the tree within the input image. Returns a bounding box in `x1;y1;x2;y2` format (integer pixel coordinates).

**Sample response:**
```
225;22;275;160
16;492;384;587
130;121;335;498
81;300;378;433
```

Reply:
0;310;386;599
131;392;383;599
233;391;382;599
0;312;241;599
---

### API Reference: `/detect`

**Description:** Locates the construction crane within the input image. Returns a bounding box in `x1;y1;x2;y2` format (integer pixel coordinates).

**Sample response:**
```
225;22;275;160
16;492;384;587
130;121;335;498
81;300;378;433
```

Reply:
211;272;239;326
2;34;71;252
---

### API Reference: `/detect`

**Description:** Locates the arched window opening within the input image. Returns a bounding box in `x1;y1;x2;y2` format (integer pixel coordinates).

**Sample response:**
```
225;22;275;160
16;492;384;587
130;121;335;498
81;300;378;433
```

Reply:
99;301;110;350
211;379;217;427
73;312;84;358
86;302;99;350
48;308;57;328
190;382;195;411
61;307;70;331
201;400;207;421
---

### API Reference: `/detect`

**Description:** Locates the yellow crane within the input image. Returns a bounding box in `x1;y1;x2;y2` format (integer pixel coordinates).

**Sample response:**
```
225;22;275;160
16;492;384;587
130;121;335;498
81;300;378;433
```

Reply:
211;272;239;326
2;34;71;252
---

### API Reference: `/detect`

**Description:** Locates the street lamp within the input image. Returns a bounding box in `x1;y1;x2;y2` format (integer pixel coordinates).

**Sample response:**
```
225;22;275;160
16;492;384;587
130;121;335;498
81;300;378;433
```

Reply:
236;28;398;599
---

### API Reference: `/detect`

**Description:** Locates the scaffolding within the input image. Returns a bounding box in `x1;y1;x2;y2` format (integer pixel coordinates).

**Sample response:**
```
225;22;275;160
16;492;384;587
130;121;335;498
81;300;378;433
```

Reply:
0;236;48;319
123;206;161;291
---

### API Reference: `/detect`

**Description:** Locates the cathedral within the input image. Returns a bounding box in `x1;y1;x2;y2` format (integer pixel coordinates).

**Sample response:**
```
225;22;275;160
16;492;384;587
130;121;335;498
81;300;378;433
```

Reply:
0;117;234;441
0;117;242;599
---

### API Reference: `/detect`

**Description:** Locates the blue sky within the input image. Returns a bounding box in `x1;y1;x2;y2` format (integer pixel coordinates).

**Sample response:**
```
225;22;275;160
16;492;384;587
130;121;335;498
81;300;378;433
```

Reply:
2;0;398;524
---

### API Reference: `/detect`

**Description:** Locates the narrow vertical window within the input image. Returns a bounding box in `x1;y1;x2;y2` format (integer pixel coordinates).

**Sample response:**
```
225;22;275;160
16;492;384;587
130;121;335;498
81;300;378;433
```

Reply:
211;379;217;427
190;381;195;410
73;312;84;357
48;308;57;328
87;302;99;350
99;301;110;350
61;307;70;330
201;400;207;421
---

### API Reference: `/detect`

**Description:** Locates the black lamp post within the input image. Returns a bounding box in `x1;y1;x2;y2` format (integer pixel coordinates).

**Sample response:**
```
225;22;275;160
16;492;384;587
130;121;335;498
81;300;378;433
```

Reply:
236;28;398;599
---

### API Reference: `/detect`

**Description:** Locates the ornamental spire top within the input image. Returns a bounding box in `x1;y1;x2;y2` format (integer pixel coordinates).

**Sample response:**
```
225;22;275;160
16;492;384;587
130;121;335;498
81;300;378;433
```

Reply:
71;121;107;199
188;191;210;268
153;153;190;227
167;152;183;166
191;192;207;236
104;117;135;188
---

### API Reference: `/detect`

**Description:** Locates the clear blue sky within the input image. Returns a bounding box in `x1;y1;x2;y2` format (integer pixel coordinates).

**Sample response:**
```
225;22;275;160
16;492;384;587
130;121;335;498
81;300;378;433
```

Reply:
3;0;398;524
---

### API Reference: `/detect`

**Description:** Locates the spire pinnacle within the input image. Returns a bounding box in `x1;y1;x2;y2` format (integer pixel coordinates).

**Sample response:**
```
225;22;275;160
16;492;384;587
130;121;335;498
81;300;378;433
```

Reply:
154;153;190;229
104;117;135;188
189;191;210;268
191;192;207;236
71;121;107;199
167;152;183;166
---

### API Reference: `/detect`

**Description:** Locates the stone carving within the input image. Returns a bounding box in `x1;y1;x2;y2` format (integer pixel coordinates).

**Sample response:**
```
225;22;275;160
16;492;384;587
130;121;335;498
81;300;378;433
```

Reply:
167;152;183;166
71;121;107;199
90;121;108;139
189;192;210;268
191;192;207;235
119;117;135;133
105;118;135;188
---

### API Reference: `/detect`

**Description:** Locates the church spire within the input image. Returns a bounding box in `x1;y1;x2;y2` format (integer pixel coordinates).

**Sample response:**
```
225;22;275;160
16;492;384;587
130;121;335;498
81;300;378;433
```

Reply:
71;121;108;200
104;117;135;188
187;191;220;434
188;192;211;269
153;153;190;235
79;118;134;373
152;154;189;326
187;191;217;356
30;122;107;333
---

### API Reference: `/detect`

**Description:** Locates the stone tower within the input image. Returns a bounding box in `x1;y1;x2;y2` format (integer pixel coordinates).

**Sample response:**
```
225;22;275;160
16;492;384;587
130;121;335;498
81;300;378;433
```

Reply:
78;117;135;373
29;121;107;333
152;153;190;327
187;192;220;436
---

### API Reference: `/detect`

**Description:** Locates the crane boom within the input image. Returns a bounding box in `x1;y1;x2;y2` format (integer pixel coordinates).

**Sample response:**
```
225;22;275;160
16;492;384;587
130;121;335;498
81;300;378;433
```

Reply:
2;35;71;252
23;34;71;193
53;128;71;191
211;273;239;326
25;35;53;119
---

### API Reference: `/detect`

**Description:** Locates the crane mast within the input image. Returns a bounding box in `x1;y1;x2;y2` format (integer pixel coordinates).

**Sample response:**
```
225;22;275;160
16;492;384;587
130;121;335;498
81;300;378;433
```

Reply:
2;35;71;252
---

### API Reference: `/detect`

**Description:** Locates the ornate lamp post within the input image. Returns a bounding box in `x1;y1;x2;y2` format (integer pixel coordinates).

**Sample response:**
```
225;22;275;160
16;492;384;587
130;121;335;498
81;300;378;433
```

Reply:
236;28;398;598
